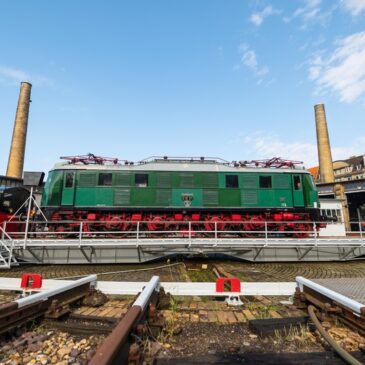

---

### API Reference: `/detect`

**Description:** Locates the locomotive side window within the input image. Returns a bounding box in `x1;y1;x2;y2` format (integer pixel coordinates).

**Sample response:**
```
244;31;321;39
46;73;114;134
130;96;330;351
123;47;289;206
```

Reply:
225;175;238;188
98;173;112;186
259;176;272;188
293;175;301;190
65;172;74;188
135;173;148;187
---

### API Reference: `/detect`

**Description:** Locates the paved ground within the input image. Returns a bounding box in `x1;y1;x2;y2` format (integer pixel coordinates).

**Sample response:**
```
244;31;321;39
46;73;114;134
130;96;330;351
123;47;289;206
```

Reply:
1;259;365;283
215;261;365;282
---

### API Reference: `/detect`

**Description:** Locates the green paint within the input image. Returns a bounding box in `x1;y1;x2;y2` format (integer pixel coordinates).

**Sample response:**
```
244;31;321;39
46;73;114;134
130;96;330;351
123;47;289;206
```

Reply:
42;168;320;211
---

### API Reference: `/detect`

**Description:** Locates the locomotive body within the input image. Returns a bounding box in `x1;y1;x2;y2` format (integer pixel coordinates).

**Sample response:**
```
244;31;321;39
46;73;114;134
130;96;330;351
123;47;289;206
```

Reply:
41;157;320;236
0;186;31;232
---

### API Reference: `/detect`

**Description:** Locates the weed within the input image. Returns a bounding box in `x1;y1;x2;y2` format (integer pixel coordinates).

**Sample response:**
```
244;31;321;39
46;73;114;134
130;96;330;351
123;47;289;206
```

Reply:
170;297;179;314
246;302;279;319
272;324;314;348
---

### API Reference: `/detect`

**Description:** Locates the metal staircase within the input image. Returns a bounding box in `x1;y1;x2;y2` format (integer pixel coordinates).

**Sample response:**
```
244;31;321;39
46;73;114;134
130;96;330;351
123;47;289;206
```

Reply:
0;228;18;269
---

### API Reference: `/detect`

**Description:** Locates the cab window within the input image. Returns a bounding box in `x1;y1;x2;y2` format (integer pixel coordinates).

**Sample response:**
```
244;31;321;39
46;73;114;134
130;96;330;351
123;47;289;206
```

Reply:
294;176;301;190
225;175;238;188
259;176;272;188
65;172;74;188
98;173;112;186
135;173;148;187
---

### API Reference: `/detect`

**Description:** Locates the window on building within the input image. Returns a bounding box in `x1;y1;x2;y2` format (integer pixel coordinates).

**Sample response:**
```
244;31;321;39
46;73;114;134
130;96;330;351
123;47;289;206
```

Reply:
65;172;74;188
336;209;342;222
98;173;112;186
259;176;272;188
135;173;148;187
225;175;238;188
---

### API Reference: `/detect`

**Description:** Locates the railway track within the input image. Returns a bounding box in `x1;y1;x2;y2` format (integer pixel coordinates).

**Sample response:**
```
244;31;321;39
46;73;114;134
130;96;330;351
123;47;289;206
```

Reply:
294;276;365;364
0;275;98;335
2;263;365;364
0;275;168;365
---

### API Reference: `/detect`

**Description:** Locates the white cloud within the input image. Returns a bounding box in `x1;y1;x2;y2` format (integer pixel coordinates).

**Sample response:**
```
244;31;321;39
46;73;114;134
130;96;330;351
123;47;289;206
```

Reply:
249;5;279;26
287;0;334;27
233;132;365;168
0;66;52;86
341;0;365;16
238;44;269;79
293;0;322;21
309;31;365;103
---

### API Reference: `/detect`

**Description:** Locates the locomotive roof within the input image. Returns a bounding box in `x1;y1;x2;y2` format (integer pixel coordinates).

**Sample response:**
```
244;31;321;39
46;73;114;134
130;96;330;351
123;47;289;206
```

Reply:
52;159;310;174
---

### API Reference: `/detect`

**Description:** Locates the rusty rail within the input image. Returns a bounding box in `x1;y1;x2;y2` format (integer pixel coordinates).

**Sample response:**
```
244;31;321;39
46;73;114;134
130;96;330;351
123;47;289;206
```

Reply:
89;276;161;365
0;275;96;334
295;276;365;335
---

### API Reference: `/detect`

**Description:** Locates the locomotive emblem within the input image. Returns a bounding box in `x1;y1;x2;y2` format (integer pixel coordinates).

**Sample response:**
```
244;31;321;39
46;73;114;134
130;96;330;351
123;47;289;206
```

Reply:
181;193;193;207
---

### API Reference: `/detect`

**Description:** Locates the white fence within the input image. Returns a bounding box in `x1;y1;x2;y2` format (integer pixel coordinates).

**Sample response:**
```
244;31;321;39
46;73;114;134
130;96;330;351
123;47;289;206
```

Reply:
1;219;364;249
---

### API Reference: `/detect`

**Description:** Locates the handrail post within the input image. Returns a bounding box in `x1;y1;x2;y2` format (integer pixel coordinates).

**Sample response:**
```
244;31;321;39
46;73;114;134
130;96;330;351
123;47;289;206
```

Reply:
8;239;14;268
137;221;140;246
214;221;218;246
313;222;317;246
265;221;268;245
1;221;5;240
359;220;363;243
188;221;192;246
79;221;83;247
23;187;33;250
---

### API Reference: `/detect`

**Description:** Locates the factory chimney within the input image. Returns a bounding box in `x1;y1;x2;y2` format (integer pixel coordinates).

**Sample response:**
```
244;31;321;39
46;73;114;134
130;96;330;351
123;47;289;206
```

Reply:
314;104;334;183
6;82;32;179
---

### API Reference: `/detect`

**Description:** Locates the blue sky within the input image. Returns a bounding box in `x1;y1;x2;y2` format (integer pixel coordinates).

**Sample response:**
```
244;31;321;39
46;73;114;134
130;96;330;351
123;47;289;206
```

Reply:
1;0;365;174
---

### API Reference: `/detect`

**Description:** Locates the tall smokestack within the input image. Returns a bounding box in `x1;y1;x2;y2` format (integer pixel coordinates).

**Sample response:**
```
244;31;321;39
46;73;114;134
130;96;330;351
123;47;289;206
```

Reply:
314;103;334;183
6;82;32;179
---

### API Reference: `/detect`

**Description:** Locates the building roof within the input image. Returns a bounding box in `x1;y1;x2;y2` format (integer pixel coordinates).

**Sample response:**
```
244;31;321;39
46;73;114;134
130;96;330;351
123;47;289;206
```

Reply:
307;166;319;180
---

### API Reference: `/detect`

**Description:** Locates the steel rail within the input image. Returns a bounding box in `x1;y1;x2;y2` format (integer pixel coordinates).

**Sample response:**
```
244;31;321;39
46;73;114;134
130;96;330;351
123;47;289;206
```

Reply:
89;275;160;365
15;274;96;308
296;276;365;315
308;305;363;365
0;275;96;334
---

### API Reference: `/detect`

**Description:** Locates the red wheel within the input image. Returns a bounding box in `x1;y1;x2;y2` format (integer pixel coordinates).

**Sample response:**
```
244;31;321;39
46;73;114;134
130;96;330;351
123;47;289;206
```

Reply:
105;216;128;231
204;216;225;231
293;224;310;238
147;216;165;231
243;216;265;232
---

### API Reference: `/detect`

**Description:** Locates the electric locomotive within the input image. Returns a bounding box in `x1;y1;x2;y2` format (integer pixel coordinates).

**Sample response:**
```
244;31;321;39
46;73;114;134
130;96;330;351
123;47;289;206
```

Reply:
41;154;321;237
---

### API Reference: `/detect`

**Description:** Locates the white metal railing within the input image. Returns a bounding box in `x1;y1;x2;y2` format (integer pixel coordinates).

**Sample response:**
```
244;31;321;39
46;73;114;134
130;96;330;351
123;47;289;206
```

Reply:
0;226;16;268
1;219;364;249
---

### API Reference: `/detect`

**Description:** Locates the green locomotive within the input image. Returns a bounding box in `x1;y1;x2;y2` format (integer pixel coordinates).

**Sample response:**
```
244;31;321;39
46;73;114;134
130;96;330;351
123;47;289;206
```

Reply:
41;155;320;236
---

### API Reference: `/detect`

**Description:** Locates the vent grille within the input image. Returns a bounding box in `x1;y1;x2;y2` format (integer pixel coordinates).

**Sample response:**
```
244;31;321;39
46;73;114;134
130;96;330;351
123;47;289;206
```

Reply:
203;190;219;205
79;173;97;187
114;173;131;186
114;189;130;205
241;191;258;205
242;174;257;188
156;173;172;188
156;190;171;205
273;175;290;189
202;173;218;188
180;174;194;187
